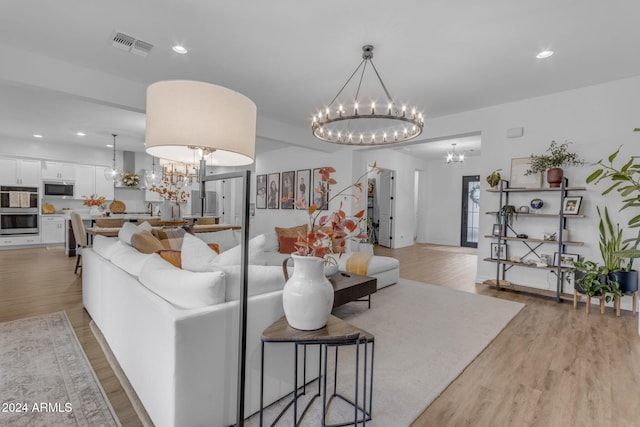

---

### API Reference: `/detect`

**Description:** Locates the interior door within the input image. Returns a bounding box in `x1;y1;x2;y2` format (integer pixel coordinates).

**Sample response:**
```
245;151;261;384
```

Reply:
461;175;480;248
378;169;395;248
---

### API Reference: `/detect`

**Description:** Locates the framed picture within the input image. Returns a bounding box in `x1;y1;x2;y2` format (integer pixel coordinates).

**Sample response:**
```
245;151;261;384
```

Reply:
490;243;507;260
295;169;311;210
267;173;280;209
554;252;579;268
492;224;504;236
256;174;267;209
510;157;542;189
280;171;295;209
562;196;583;215
312;167;329;210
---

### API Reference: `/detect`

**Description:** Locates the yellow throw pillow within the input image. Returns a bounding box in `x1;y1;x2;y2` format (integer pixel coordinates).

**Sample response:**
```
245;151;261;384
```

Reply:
130;230;165;254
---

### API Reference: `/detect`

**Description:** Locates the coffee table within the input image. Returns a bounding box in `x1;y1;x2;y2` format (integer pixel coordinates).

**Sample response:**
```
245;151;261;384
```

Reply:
330;272;377;309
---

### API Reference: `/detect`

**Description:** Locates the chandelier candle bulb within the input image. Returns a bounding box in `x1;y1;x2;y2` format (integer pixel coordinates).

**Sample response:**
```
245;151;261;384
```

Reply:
354;102;358;115
371;101;375;114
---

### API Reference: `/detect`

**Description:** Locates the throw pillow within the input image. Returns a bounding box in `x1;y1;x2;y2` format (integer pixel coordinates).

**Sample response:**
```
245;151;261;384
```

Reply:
118;221;153;246
213;233;266;266
92;235;118;259
138;254;226;309
278;235;298;254
131;230;165;254
275;224;308;240
197;229;239;253
181;233;218;272
157;249;182;268
263;231;279;252
156;227;187;250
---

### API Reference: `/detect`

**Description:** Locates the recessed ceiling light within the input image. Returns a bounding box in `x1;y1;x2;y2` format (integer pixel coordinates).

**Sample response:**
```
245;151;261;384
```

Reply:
172;45;188;54
33;134;43;138
536;50;554;59
76;131;86;137
106;144;113;148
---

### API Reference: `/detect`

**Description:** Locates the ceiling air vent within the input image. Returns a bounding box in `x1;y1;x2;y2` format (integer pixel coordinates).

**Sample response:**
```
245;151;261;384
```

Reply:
111;31;154;57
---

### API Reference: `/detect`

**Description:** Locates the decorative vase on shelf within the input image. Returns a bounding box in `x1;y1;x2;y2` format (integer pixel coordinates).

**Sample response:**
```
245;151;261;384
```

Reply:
546;168;564;188
282;254;335;331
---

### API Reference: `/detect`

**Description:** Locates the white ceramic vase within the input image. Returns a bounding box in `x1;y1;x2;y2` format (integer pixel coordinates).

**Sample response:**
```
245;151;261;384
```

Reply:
282;254;335;331
160;200;181;221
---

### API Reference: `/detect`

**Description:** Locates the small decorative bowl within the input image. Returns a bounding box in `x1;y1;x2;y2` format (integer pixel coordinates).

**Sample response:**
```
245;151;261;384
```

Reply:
530;198;544;210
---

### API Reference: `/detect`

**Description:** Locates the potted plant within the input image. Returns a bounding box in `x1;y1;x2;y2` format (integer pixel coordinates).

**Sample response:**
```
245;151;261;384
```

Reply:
572;259;621;302
525;140;584;187
486;169;502;189
498;204;518;227
597;206;639;293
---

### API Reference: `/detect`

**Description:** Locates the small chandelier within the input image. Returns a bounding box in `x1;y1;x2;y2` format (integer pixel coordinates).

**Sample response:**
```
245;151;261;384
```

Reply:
311;45;424;146
446;143;465;164
104;134;123;181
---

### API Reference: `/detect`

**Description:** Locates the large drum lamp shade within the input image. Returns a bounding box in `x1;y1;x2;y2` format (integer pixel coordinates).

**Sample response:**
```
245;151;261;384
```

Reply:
145;80;257;165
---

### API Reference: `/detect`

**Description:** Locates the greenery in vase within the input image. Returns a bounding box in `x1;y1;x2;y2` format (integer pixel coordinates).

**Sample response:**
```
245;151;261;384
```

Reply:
122;172;140;187
525;140;584;175
498;204;518;226
486;169;502;188
572;259;621;301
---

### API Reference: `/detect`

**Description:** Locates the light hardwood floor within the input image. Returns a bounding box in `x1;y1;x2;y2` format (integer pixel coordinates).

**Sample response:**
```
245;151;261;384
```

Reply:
2;244;639;426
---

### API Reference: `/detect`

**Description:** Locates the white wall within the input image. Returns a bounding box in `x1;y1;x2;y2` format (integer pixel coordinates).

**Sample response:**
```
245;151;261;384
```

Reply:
252;146;355;236
419;75;640;309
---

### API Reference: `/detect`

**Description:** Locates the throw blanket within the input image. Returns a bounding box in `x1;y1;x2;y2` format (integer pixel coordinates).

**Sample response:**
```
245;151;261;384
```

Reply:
345;252;373;275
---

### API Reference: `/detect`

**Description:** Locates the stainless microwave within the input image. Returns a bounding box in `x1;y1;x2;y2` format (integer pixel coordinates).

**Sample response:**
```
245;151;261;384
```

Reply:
43;181;75;198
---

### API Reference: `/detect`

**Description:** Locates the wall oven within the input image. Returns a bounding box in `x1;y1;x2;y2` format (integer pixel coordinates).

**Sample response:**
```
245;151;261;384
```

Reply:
0;186;39;235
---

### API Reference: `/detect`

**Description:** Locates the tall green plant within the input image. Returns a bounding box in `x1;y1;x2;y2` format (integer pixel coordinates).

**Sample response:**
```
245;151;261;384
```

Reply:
597;206;629;272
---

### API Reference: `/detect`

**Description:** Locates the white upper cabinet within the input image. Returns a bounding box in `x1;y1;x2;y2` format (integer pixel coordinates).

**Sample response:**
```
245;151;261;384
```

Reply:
0;158;41;186
42;161;76;181
94;167;115;201
74;164;114;201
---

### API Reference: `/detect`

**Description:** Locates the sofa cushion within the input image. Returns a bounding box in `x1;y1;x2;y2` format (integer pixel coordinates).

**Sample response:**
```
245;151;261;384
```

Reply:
92;235;118;259
181;233;219;272
118;221;153;245
213;233;266;266
278;235;298;254
220;264;286;302
157;249;182;268
197;229;239;252
275;224;307;241
109;240;153;277
262;231;279;252
139;254;226;309
131;230;165;254
156;227;187;250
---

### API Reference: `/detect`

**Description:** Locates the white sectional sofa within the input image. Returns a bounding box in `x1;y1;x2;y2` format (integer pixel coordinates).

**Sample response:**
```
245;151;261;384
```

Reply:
83;235;311;427
82;228;398;427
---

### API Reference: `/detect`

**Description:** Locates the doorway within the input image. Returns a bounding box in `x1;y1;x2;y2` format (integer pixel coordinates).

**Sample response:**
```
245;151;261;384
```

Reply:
460;175;480;248
377;168;395;248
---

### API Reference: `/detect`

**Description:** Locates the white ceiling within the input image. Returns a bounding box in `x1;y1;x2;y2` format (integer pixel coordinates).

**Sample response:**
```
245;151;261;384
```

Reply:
1;1;639;158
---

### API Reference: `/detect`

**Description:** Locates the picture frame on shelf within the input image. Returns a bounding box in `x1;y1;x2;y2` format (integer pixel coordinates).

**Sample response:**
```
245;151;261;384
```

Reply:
491;243;507;260
295;169;311;210
280;171;295;209
267;173;280;209
562;196;583;215
510;157;542;189
553;252;580;268
256;174;267;209
491;223;503;236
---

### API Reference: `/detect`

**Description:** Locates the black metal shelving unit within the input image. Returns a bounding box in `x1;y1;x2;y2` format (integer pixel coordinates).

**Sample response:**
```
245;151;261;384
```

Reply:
484;178;585;302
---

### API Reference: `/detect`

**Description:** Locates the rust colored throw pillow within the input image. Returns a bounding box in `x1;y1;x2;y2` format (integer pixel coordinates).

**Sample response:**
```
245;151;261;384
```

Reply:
278;236;298;254
130;230;165;254
207;243;220;254
157;250;182;269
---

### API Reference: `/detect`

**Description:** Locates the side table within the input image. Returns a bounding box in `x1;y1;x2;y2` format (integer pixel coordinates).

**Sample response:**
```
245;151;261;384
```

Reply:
260;315;374;426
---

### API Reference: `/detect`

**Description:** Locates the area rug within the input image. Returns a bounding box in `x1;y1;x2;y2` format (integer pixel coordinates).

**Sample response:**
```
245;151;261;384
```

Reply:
0;311;121;426
247;279;524;426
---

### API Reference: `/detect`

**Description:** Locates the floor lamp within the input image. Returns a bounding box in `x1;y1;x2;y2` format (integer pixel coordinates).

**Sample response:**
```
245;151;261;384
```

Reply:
145;80;256;426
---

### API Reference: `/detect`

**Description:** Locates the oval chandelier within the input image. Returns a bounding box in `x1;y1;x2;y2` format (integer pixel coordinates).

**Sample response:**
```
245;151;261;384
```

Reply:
311;45;424;146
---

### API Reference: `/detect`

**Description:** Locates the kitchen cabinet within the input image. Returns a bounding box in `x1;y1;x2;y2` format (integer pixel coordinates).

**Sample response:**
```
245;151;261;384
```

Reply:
0;158;41;186
41;215;65;243
0;235;41;246
42;161;75;181
74;164;114;201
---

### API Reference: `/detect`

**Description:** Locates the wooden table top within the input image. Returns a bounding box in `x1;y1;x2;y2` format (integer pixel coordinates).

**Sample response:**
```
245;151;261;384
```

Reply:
262;315;373;344
86;223;241;237
330;272;377;308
